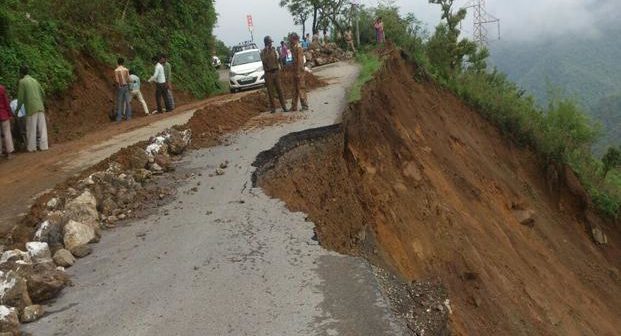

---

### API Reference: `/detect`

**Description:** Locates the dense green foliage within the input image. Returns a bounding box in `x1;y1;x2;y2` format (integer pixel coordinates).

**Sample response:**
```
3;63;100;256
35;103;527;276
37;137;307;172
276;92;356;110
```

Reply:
348;51;380;103
0;0;220;98
490;25;621;155
347;2;621;218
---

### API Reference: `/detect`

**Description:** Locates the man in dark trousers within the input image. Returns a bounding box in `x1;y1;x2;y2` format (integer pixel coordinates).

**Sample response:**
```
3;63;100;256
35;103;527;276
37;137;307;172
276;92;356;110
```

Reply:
148;55;172;113
260;36;289;113
289;33;309;112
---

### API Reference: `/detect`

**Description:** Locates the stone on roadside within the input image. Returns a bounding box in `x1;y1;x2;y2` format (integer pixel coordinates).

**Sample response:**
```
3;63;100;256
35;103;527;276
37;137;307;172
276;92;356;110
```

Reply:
215;168;225;176
63;220;96;252
20;304;44;323
25;262;70;303
133;169;153;183
167;129;191;155
0;306;19;335
46;198;60;210
25;242;52;263
70;245;92;258
154;154;172;171
0;250;31;265
127;146;150;170
52;249;75;267
0;271;32;311
65;190;99;229
512;209;535;227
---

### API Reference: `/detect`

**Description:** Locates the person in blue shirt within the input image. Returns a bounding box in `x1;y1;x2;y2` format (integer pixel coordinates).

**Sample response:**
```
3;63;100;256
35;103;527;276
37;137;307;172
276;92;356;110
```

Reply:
129;69;150;115
301;34;310;49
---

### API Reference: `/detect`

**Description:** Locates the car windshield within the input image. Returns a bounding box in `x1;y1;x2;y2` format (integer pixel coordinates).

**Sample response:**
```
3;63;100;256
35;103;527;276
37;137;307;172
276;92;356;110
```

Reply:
232;51;261;66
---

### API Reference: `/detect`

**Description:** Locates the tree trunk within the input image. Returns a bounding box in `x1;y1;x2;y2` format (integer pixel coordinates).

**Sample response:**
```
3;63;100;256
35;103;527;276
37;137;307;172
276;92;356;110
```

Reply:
312;6;318;34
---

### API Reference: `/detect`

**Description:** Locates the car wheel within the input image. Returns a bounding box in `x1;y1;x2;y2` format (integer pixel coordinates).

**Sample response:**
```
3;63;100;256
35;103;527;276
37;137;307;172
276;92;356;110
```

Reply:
230;88;237;93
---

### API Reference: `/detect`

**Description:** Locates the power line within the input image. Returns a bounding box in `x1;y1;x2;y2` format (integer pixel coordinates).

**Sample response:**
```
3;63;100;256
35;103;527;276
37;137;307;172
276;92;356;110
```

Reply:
462;0;500;47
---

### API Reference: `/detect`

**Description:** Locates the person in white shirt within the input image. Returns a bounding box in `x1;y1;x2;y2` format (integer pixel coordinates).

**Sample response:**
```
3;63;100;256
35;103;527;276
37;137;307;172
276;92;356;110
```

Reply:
10;99;27;151
148;55;172;113
129;69;149;115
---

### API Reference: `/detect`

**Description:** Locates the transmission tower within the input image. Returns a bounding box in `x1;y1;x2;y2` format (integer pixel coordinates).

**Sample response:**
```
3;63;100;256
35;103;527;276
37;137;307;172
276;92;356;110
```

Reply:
462;0;500;47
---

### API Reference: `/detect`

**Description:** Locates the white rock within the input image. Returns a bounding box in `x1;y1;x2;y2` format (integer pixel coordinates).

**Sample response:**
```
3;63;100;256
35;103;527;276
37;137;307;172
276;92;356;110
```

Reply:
33;220;50;241
65;190;99;229
63;220;96;251
46;198;59;209
0;305;19;334
25;242;52;263
0;250;31;264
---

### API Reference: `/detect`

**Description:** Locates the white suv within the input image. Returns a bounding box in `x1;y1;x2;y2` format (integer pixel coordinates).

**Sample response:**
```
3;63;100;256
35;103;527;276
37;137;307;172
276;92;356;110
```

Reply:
229;49;265;93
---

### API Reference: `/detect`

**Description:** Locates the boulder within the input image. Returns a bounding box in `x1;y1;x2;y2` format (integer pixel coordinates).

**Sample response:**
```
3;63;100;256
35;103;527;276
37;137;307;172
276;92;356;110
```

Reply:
63;220;96;252
166;129;191;155
70;245;92;258
0;271;32;311
25;263;70;302
592;226;608;245
127;146;150;170
33;214;64;249
20;304;44;323
512;209;535;227
25;242;52;263
133;169;153;183
154;154;172;171
65;190;99;229
52;249;75;267
0;250;30;265
46;197;60;210
0;306;19;335
100;197;118;216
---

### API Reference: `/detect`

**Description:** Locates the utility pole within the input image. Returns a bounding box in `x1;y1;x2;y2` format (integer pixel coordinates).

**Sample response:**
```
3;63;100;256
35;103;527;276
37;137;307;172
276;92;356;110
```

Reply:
462;0;500;47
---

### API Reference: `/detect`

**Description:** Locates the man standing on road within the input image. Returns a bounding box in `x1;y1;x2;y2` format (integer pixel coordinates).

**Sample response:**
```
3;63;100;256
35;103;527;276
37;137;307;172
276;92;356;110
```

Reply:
10;98;26;151
114;58;132;121
163;54;175;110
16;65;48;152
289;33;309;112
260;36;289;114
129;69;150;116
148;55;173;113
0;84;14;159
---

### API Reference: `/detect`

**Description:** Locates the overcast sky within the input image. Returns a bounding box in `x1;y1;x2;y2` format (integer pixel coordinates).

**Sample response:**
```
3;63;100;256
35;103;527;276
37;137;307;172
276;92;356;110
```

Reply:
213;0;618;46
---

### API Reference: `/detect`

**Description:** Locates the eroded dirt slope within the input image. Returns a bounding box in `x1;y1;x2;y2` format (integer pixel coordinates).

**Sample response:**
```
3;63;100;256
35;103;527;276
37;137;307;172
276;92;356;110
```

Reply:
257;51;621;335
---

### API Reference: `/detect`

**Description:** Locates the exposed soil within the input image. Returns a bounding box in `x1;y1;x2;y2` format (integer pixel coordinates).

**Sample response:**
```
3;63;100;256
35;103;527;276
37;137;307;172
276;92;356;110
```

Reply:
256;51;621;335
45;56;194;144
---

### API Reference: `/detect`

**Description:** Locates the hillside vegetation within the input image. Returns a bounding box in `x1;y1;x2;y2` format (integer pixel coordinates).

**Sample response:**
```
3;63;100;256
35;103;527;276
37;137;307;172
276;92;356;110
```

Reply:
0;0;220;97
490;26;621;155
354;1;620;219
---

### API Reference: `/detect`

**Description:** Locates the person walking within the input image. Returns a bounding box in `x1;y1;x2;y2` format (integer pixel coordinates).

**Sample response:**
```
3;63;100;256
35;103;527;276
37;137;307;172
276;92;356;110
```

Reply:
260;36;289;114
148;55;173;113
114;57;132;121
345;26;356;53
374;17;385;45
289;33;309;112
279;41;289;66
0;84;14;159
163;54;175;110
129;69;150;116
16;65;48;152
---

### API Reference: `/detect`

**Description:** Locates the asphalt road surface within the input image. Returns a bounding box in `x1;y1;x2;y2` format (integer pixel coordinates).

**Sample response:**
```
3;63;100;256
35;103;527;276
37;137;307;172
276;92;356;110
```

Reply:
25;63;407;336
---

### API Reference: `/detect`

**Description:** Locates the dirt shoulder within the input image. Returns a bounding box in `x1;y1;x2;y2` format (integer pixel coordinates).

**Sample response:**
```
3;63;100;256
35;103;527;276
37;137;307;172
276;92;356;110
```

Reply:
0;91;256;237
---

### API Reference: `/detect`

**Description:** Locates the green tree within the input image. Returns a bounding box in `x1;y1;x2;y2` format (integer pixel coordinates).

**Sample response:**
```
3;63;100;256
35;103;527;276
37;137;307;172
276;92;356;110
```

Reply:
602;146;621;178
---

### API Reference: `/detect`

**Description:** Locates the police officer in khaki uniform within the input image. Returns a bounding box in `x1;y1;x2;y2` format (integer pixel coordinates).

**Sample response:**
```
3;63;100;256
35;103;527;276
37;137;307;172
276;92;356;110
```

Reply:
290;33;309;111
260;36;289;113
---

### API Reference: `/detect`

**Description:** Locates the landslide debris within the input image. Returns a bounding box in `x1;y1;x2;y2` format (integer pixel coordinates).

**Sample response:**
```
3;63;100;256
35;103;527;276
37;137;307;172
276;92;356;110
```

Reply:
255;50;621;335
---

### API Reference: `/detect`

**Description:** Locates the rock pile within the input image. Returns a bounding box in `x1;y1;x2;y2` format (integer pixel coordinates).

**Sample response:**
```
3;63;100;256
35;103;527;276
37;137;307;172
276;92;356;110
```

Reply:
0;128;191;334
305;42;354;67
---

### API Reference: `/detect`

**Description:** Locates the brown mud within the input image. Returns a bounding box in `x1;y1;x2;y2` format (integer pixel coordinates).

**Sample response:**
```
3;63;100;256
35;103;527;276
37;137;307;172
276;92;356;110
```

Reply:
255;50;621;335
